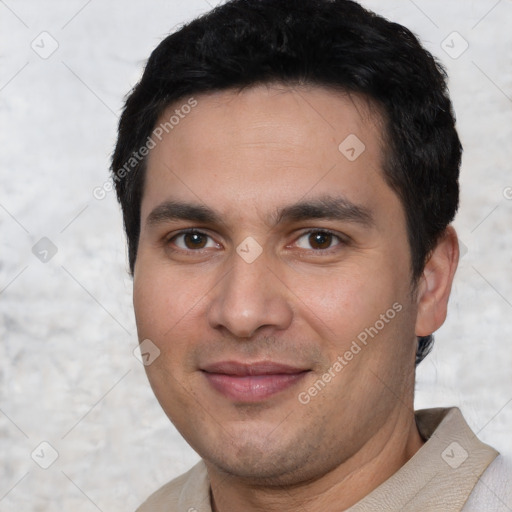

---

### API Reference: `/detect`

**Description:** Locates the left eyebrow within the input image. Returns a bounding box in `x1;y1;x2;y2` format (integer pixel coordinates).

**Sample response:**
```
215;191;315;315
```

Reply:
272;195;375;228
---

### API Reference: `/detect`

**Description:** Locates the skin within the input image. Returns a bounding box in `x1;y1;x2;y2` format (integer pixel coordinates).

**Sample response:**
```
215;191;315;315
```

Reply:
133;84;459;511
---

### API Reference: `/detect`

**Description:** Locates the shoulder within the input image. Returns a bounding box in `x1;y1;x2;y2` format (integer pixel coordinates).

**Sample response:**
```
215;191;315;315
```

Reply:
463;454;512;511
135;461;210;512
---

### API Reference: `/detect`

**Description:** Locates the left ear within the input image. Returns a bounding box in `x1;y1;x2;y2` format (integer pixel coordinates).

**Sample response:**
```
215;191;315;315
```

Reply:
415;226;459;337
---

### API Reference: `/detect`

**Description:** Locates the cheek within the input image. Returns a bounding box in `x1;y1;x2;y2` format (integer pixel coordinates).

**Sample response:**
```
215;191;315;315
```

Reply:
133;259;220;373
133;269;166;339
133;262;200;340
133;266;204;409
293;263;398;339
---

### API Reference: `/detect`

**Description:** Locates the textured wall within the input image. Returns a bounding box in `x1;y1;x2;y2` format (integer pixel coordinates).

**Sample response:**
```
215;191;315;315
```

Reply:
1;1;511;510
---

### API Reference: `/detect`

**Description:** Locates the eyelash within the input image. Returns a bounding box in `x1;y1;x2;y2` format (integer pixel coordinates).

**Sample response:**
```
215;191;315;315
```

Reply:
166;228;219;252
166;228;346;254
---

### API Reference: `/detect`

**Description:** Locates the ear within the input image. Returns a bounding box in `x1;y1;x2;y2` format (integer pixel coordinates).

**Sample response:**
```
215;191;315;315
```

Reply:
415;226;459;337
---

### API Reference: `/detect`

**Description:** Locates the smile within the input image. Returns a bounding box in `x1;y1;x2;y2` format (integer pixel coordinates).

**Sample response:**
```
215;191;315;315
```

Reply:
201;361;310;402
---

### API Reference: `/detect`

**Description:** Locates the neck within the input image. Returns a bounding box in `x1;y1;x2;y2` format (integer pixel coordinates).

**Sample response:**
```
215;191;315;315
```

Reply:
208;409;425;512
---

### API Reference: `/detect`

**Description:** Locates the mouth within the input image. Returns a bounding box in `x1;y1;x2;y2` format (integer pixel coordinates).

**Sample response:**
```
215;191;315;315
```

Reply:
201;361;310;403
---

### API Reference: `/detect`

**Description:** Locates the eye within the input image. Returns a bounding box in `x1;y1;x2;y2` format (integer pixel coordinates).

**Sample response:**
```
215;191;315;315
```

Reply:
169;230;218;251
294;230;343;251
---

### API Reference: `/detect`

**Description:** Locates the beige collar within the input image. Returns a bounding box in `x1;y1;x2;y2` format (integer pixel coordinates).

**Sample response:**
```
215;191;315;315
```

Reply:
348;407;498;511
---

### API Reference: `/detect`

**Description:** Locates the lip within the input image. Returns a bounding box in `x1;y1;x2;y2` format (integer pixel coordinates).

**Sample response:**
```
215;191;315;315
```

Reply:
201;361;310;402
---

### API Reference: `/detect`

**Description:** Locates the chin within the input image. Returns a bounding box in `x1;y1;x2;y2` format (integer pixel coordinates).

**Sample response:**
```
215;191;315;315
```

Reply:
197;424;333;486
207;452;306;484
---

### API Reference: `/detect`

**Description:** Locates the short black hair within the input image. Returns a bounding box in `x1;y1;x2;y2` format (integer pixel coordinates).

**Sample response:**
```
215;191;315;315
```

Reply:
111;0;461;365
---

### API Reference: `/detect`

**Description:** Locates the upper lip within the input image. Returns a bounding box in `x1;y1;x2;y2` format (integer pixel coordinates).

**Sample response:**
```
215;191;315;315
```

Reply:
201;361;309;376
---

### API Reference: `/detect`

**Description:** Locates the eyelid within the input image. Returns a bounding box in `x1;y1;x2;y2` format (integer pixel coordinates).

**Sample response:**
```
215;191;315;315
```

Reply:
291;228;347;251
166;228;221;251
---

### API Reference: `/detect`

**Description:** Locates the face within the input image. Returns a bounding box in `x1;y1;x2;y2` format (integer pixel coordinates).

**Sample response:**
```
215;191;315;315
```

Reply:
133;85;421;485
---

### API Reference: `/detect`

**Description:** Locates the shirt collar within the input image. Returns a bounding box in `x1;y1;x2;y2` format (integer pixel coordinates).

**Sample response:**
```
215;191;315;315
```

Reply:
348;407;498;511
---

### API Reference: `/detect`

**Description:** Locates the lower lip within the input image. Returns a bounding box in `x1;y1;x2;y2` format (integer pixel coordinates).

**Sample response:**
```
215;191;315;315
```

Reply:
203;372;308;402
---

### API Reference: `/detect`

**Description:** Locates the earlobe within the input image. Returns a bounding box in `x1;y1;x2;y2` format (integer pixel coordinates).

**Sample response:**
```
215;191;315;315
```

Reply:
415;226;459;337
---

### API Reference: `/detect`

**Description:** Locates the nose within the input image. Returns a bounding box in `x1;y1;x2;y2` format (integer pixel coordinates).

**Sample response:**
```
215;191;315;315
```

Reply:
207;247;293;339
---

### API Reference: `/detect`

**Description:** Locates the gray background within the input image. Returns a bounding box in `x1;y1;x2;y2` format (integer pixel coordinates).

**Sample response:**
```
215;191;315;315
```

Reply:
1;0;511;510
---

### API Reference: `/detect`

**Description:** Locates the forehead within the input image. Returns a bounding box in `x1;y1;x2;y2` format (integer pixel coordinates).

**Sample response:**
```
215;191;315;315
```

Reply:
141;84;391;222
156;84;384;157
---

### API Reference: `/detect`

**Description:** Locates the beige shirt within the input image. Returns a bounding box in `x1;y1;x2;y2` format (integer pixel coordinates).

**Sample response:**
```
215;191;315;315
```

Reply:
136;407;501;512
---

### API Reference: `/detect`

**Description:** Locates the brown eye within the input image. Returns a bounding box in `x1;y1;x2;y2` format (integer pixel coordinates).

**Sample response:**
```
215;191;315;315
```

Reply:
183;232;207;249
308;232;332;249
295;230;342;251
172;231;216;250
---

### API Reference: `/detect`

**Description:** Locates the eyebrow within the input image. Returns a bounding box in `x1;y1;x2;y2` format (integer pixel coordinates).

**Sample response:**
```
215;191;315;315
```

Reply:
146;201;222;226
274;195;374;227
145;195;374;229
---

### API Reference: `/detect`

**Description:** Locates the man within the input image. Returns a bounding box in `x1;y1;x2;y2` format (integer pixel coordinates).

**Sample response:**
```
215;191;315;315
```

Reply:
111;1;511;510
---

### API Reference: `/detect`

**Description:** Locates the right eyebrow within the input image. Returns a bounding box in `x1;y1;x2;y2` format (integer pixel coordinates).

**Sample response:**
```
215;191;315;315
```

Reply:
145;200;222;227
